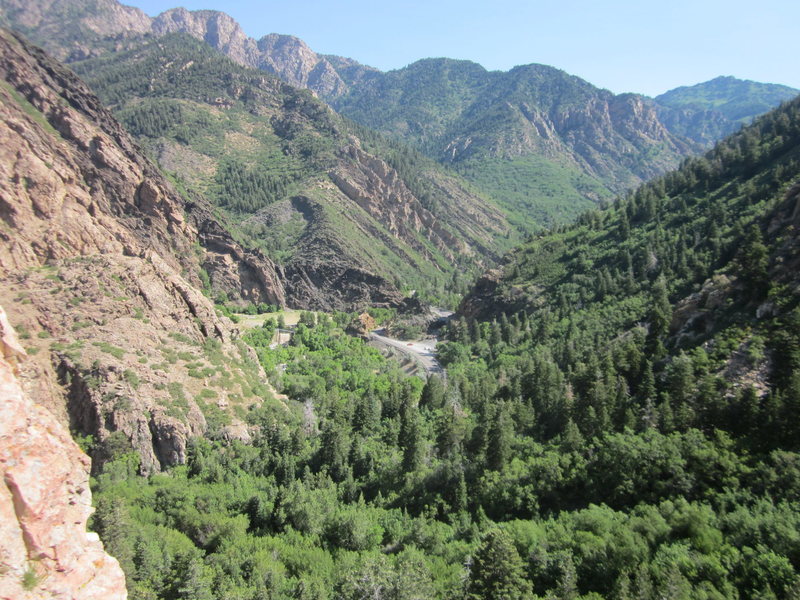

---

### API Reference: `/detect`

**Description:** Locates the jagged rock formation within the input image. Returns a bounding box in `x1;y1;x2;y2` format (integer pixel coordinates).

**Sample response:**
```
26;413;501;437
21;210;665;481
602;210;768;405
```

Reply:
151;8;350;98
0;0;151;60
254;34;348;98
0;28;281;472
0;305;127;600
330;146;467;263
0;0;354;98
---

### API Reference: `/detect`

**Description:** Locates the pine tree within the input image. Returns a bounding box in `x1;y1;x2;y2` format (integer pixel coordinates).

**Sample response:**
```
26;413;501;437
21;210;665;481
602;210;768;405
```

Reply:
486;403;513;471
420;375;446;410
174;554;214;600
736;224;770;298
466;529;533;600
400;395;424;472
646;278;671;360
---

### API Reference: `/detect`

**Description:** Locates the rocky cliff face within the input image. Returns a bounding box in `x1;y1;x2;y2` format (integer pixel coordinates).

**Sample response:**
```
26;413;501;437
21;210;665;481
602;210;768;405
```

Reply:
256;33;348;99
151;8;252;62
0;0;152;60
260;140;509;312
0;306;127;600
151;9;350;98
0;28;281;472
330;146;467;263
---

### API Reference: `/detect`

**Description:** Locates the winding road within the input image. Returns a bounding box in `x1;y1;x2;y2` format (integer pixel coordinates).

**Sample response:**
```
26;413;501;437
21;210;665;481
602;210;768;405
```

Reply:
368;308;453;376
369;329;443;375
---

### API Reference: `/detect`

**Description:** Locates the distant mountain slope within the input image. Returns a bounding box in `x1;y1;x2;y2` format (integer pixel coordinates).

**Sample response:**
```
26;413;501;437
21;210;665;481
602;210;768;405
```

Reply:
68;33;512;309
657;75;799;123
3;0;795;231
330;58;707;226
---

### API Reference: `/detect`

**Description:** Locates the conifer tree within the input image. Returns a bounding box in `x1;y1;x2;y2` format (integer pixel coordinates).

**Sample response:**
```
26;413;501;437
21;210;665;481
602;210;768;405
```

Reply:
400;395;424;472
486;403;513;471
466;529;532;600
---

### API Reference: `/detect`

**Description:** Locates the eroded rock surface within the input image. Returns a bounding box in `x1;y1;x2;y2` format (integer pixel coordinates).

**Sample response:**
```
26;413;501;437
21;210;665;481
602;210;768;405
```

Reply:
0;29;279;471
0;305;127;600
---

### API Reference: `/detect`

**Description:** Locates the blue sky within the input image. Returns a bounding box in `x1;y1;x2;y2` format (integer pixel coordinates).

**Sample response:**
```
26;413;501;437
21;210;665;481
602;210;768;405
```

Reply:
127;0;798;97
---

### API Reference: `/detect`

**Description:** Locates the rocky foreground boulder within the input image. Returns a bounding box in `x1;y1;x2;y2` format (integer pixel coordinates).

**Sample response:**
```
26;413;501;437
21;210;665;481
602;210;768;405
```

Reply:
0;305;127;599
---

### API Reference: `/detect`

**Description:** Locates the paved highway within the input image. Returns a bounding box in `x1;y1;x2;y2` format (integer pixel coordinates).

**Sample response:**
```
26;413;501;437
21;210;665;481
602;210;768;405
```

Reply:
369;329;444;375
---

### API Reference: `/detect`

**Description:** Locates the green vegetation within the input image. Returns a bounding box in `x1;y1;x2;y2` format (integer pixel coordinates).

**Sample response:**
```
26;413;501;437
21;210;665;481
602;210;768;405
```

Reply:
21;564;44;591
123;369;141;390
87;93;800;599
453;154;612;229
70;33;508;307
657;75;799;124
333;58;490;155
92;341;125;360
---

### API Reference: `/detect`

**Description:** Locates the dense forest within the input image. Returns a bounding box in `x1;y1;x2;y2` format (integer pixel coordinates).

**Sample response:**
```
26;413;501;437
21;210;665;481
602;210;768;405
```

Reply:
83;93;800;599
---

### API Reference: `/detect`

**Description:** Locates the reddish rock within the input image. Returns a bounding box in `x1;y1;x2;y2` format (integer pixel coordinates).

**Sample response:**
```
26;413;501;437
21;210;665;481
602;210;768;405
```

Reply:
0;306;127;600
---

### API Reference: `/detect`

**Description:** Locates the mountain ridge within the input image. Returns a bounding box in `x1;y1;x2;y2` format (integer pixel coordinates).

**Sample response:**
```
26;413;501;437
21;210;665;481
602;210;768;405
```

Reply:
4;0;796;229
656;75;799;123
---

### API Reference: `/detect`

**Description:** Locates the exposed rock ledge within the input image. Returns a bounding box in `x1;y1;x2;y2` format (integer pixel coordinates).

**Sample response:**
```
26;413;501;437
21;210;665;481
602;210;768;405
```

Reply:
0;305;127;600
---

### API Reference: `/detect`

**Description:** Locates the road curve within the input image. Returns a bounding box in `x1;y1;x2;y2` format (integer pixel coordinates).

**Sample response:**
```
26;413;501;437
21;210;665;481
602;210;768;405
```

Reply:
369;329;444;376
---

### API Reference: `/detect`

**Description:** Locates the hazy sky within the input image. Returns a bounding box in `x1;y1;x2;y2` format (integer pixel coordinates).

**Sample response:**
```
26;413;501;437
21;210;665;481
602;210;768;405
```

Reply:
127;0;798;97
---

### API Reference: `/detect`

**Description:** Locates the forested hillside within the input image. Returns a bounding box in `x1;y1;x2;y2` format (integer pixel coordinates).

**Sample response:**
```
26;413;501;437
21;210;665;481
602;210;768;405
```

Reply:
657;76;799;124
67;33;513;309
330;58;701;228
83;94;800;599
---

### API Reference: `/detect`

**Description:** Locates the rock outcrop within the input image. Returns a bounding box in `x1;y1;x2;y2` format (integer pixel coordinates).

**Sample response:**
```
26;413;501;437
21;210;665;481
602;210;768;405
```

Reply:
154;9;353;99
0;28;280;472
1;0;355;98
0;0;152;61
330;145;467;264
150;10;351;99
0;305;127;600
255;33;347;99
